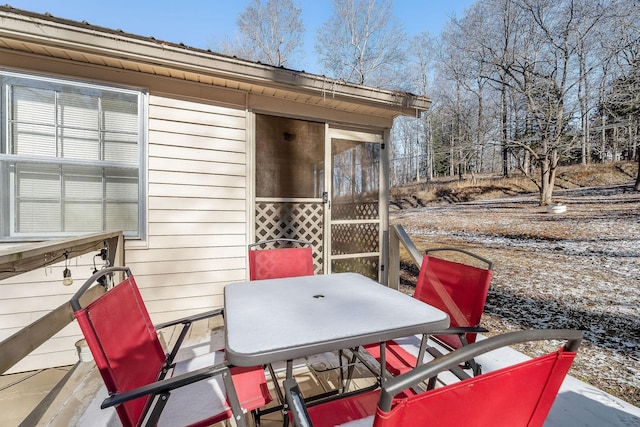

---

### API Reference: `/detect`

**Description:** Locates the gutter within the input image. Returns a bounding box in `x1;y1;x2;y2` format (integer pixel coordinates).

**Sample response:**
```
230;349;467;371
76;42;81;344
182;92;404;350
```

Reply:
0;6;431;115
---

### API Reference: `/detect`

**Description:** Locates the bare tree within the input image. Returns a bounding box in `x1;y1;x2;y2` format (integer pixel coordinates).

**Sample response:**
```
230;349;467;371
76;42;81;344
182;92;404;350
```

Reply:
597;1;640;190
218;0;305;68
315;0;407;87
389;31;438;185
513;0;612;204
603;66;640;189
436;0;527;178
442;0;611;204
422;0;639;199
439;12;498;178
412;33;436;181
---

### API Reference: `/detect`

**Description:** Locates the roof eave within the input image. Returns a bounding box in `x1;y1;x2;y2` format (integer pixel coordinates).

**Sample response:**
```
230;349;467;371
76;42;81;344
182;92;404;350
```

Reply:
0;6;431;117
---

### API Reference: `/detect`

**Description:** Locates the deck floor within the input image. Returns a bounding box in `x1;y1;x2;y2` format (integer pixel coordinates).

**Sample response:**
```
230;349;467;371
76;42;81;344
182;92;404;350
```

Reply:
2;324;639;427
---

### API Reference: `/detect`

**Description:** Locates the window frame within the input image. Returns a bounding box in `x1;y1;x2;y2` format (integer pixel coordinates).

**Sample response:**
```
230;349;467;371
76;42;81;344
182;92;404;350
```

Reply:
0;69;147;241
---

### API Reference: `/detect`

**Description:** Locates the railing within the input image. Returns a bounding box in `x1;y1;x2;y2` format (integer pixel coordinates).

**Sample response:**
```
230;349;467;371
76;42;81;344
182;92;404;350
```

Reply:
0;231;124;374
388;224;422;290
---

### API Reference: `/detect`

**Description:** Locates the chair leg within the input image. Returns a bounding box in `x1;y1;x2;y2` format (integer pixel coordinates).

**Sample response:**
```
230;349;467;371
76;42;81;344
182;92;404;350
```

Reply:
416;334;429;367
426;346;471;382
142;391;170;427
338;349;345;386
458;334;482;375
222;369;249;427
464;358;482;376
341;347;359;393
252;409;261;426
427;376;438;390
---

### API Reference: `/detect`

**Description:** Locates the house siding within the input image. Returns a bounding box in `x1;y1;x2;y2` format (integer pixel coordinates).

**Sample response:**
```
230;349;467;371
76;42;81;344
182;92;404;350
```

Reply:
0;90;250;373
128;95;249;323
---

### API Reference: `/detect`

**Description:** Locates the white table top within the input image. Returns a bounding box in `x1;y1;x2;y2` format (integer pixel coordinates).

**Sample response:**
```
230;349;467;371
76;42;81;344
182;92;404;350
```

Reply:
224;272;450;367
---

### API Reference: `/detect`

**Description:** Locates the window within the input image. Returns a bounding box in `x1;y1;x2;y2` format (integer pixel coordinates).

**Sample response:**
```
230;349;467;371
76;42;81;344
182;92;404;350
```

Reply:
0;71;146;239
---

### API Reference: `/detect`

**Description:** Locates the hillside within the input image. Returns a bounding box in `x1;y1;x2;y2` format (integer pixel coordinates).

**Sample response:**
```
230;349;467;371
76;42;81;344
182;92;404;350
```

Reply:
390;161;638;209
388;161;640;406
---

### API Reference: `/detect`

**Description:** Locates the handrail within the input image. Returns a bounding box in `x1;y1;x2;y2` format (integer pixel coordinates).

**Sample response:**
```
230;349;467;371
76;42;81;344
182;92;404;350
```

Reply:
388;224;422;289
0;231;124;374
0;231;123;281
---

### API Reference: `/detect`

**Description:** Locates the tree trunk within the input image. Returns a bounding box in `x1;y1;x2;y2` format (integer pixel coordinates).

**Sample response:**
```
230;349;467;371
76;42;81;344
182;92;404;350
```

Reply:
578;45;590;165
635;153;640;191
601;115;607;162
425;113;434;181
501;78;509;177
628;116;635;161
613;126;619;161
449;132;455;177
539;148;558;205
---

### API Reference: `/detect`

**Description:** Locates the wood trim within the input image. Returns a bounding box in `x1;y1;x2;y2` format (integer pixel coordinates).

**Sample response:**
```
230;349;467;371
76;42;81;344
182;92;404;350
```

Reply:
0;231;123;281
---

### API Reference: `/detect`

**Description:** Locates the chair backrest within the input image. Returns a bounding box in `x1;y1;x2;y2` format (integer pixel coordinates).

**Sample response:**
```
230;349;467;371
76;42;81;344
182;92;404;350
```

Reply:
376;348;577;427
285;330;581;427
73;272;166;427
248;238;314;280
414;248;493;348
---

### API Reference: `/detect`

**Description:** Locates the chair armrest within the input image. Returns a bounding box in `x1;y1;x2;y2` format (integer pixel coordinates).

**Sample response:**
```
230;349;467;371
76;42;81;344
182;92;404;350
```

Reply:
101;362;232;408
154;308;225;367
425;247;493;270
102;361;249;427
432;326;489;335
154;308;224;330
284;378;313;427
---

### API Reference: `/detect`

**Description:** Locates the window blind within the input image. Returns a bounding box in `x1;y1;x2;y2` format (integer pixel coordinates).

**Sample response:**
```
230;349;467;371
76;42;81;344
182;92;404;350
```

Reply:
1;72;143;238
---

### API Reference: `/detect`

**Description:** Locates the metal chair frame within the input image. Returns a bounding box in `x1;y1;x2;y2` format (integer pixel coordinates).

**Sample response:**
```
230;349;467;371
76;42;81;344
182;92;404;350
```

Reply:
71;266;271;427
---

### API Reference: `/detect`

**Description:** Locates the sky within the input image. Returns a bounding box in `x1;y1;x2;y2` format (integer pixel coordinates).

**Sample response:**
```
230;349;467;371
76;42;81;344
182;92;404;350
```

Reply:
5;0;475;74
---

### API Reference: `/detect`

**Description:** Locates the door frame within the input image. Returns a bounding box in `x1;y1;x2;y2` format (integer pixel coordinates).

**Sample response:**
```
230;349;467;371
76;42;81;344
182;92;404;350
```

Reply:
325;126;389;281
248;112;390;283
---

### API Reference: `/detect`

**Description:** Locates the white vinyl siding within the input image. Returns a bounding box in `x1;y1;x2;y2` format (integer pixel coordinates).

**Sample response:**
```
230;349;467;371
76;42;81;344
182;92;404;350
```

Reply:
0;71;145;239
128;95;248;323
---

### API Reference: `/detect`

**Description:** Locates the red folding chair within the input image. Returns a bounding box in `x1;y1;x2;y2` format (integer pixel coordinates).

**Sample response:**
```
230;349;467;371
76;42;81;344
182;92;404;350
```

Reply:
248;238;317;410
71;267;271;427
417;247;493;349
249;238;314;280
286;329;582;427
364;247;493;378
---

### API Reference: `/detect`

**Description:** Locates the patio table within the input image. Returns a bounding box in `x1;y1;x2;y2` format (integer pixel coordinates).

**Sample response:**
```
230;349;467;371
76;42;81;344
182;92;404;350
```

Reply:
225;272;449;370
224;272;449;424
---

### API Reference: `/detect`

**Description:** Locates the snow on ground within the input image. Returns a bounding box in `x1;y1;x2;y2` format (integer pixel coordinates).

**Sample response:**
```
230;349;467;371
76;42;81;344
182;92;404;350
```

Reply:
390;184;640;406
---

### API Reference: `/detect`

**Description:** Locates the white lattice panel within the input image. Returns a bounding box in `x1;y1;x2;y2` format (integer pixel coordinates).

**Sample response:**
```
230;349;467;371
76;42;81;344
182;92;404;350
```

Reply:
255;201;324;273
